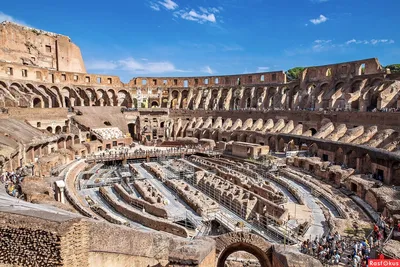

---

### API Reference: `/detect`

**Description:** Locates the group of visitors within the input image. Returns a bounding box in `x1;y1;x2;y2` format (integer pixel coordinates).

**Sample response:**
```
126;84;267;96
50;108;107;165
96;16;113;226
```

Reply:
300;217;392;266
0;170;24;197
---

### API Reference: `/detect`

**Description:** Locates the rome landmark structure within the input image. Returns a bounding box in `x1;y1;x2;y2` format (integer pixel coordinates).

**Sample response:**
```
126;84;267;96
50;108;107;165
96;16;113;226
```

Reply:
0;21;400;267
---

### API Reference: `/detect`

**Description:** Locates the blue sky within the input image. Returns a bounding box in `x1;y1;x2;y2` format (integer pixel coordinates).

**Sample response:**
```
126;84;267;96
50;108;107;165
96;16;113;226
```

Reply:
0;0;399;82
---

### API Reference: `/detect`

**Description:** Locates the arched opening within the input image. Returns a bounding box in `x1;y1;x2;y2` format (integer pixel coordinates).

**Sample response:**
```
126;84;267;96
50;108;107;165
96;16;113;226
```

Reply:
151;101;159;108
104;121;112;126
180;90;188;109
346;150;358;169
245;97;251;108
46;127;53;133
360;153;372;174
335;82;344;92
334;148;344;165
368;93;379;111
55;126;62;134
74;135;80;145
309;143;319;157
359;63;366;75
64;97;71;108
309;128;317;136
216;244;271;267
267;136;276;151
128;123;135;138
170;90;179;109
278;138;286;152
66;136;73;148
33;98;42;108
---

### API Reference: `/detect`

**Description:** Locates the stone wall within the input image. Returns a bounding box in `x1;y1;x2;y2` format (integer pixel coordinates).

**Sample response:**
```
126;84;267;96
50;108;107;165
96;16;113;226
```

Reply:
0;197;215;267
113;183;168;218
98;187;188;237
0;21;86;73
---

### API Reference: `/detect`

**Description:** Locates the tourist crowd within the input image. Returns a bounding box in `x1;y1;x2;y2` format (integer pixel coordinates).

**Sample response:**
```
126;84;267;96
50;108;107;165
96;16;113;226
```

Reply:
300;217;392;266
0;170;24;197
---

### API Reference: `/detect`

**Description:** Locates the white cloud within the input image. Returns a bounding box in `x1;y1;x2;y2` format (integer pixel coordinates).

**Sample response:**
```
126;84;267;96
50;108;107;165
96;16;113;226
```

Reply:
149;1;221;25
312;39;335;51
149;2;160;11
176;10;217;23
201;66;214;74
158;0;178;10
86;57;187;74
257;67;270;72
310;15;328;25
0;11;29;26
345;39;395;46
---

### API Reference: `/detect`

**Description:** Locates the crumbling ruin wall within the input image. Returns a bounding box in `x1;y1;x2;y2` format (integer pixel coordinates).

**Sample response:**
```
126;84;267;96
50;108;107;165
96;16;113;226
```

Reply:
0;212;89;267
0;202;216;267
98;187;188;237
0;21;86;73
113;183;168;218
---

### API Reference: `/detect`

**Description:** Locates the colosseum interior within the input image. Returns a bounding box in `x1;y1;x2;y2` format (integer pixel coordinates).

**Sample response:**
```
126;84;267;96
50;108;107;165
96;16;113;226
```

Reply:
0;21;400;267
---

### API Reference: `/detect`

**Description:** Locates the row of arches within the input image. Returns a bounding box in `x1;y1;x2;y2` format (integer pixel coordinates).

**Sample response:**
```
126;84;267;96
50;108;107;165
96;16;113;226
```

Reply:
0;81;137;108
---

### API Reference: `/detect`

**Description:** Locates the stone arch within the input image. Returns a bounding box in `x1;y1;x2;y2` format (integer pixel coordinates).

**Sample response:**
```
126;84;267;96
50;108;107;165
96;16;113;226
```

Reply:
74;135;80;145
219;89;229;109
278;138;286;152
66;136;73;148
46;126;53;133
317;83;330;109
117;90;132;108
49;86;63;107
351;80;363;93
346;150;358;169
334;81;345;92
287;139;296;151
360;153;372;173
209;89;219;109
267;136;276;151
309;143;319;156
334;147;344;165
214;232;273;267
57;137;65;149
25;83;50;108
107;89;118;106
54;126;62;134
85;88;97;105
248;134;257;144
180;90;189;108
61;87;73;107
151;101;159;108
280;87;290;109
32;97;42;108
171;90;179;109
39;84;60;107
308;127;317;136
230;132;238;142
96;89;111;106
265;87;277;109
76;87;90;106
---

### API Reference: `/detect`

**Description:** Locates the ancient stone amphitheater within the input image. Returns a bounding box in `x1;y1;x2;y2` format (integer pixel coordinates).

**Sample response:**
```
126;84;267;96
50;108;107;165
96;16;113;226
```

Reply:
0;21;399;267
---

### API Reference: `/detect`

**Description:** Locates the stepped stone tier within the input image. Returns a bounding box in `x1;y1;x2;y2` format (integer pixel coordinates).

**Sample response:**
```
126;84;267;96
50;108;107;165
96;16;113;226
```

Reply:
0;21;400;267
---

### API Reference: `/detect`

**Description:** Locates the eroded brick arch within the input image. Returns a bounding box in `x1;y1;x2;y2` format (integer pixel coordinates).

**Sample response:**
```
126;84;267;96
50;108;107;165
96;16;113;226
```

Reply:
213;232;273;267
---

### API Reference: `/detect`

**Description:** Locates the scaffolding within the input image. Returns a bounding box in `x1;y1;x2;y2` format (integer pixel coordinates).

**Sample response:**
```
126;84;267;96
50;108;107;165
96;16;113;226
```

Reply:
177;159;299;244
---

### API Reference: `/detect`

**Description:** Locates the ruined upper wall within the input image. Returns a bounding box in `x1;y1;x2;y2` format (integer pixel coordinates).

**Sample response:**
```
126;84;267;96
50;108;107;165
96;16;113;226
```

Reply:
0;21;86;73
301;58;384;85
128;71;286;88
